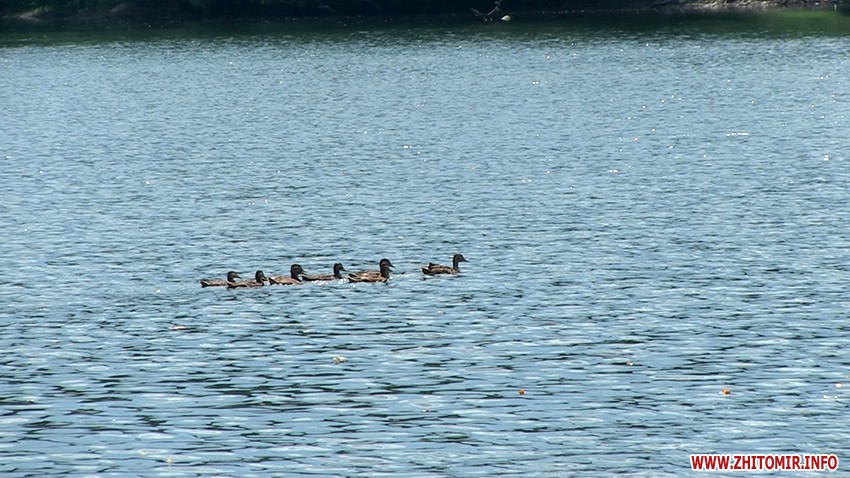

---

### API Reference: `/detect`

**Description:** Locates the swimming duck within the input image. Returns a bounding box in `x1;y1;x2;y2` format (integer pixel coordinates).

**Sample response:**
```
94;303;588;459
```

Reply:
422;254;467;275
200;271;241;287
348;258;393;283
302;263;347;282
268;264;305;285
228;270;268;288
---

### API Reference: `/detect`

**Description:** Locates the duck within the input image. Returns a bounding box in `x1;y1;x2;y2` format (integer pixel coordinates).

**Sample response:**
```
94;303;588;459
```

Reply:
200;271;241;287
228;270;268;288
422;254;467;275
348;258;393;283
268;264;306;285
302;263;347;282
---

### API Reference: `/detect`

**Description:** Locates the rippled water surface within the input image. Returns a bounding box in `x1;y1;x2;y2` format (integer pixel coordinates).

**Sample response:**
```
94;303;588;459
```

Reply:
2;13;850;476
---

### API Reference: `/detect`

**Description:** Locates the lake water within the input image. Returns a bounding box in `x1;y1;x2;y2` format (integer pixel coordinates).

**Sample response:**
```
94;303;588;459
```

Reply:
1;12;849;476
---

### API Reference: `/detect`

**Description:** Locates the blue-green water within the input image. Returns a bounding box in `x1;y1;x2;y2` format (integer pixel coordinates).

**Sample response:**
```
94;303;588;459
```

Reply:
2;14;849;477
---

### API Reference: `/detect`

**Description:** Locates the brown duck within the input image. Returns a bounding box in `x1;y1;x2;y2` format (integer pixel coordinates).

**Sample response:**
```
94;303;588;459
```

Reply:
200;271;241;287
348;258;393;283
228;270;268;288
302;263;347;282
422;254;467;275
269;264;305;285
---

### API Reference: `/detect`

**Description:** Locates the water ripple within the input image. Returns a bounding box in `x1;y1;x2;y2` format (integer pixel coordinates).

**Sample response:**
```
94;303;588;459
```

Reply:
2;18;850;477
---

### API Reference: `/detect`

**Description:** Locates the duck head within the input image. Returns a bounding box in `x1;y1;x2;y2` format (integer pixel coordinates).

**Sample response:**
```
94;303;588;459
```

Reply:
379;259;393;278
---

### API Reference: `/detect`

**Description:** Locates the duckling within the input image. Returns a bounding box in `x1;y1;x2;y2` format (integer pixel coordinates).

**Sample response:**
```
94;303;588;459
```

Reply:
228;270;267;288
422;254;467;275
302;263;347;282
269;264;305;285
348;258;393;281
200;271;241;287
348;258;393;283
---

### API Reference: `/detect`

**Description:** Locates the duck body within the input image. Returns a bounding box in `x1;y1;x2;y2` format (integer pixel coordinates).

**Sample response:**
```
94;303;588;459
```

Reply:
349;258;393;283
269;264;305;285
200;271;241;287
228;270;267;288
302;263;347;282
422;254;467;276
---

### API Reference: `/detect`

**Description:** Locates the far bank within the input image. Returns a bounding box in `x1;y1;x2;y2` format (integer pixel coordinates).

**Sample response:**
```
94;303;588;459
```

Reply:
2;0;849;23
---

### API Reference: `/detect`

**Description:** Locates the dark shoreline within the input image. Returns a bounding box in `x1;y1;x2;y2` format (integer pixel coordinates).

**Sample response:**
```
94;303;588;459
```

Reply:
3;0;847;24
